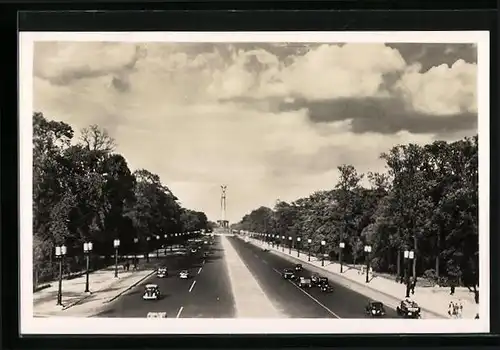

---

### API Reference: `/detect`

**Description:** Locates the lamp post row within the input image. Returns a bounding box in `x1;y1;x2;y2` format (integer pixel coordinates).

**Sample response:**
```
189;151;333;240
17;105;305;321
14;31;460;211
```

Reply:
249;232;404;285
54;231;199;307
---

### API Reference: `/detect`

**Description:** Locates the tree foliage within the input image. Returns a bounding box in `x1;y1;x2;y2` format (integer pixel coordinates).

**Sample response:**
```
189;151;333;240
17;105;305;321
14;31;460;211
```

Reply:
233;136;479;287
33;112;211;281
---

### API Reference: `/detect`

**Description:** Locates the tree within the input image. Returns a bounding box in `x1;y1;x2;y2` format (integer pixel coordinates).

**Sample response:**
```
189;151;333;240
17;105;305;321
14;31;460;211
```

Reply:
80;124;117;152
233;135;479;287
33;112;211;282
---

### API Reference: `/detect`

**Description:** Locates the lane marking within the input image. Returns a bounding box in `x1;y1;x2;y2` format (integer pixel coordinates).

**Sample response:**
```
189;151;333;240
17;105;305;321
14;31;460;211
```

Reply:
262;260;268;265
176;306;184;318
189;280;197;292
198;267;203;274
202;260;205;265
272;268;340;319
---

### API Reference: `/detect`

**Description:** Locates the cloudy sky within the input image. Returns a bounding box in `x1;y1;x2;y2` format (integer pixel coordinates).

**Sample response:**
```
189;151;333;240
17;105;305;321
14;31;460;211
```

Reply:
32;41;478;223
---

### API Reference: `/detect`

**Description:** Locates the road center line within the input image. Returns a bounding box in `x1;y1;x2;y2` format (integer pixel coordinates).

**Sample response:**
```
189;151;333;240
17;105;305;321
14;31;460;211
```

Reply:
262;260;268;264
176;306;184;318
198;267;203;274
271;268;340;318
189;280;197;292
202;259;205;265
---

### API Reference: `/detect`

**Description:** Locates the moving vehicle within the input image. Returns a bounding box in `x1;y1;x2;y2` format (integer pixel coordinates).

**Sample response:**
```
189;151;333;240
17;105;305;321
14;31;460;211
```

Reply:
147;312;167;318
365;301;386;317
295;264;303;272
311;273;320;285
203;252;209;258
319;282;333;293
317;277;329;286
282;268;295;280
179;270;190;279
142;284;161;300
190;248;197;254
396;299;421;318
157;267;168;278
298;276;312;288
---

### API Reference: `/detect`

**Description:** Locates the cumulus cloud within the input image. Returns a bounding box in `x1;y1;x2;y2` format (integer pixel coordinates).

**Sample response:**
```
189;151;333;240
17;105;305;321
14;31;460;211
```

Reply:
32;41;478;222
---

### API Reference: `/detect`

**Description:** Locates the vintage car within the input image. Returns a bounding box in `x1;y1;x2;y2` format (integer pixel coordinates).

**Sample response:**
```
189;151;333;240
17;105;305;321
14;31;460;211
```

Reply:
147;312;167;318
179;270;190;279
396;299;421;318
142;284;161;300
311;273;321;285
156;267;168;278
319;282;333;293
298;276;312;288
365;301;386;317
295;264;303;272
282;268;295;280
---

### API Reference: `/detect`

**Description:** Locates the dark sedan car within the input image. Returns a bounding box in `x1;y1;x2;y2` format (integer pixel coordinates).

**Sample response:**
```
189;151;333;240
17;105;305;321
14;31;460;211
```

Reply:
365;301;386;317
282;268;295;280
295;264;303;272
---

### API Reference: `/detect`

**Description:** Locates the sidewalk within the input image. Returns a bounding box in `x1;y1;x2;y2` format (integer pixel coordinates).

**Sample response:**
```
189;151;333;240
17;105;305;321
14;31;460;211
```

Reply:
220;235;284;318
33;250;168;317
243;237;479;319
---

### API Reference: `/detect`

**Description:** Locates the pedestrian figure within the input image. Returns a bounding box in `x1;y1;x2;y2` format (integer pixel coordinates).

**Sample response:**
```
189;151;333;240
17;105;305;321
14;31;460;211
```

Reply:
474;290;479;304
457;299;463;318
475;313;479;319
448;301;455;318
450;284;455;295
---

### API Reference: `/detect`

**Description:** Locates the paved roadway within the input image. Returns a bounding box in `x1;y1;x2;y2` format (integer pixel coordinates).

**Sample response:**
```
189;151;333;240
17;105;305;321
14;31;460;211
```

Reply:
97;236;235;318
228;236;399;319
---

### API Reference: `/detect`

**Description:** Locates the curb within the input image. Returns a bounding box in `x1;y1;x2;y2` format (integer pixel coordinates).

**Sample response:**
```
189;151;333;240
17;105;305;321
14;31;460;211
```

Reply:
244;237;447;319
104;269;157;304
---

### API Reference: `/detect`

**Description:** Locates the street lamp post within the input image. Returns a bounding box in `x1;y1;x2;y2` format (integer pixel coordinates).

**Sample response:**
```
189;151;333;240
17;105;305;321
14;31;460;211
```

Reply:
364;245;372;283
307;239;312;261
114;239;120;278
55;245;67;306
404;250;415;297
339;242;345;273
133;238;139;262
146;237;151;262
296;237;301;257
83;242;93;293
156;235;160;258
321;240;326;266
164;234;168;256
288;236;292;254
281;236;285;252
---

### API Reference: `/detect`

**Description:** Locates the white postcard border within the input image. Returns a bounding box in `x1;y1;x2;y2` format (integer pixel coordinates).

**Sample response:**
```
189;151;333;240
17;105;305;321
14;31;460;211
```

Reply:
19;31;490;335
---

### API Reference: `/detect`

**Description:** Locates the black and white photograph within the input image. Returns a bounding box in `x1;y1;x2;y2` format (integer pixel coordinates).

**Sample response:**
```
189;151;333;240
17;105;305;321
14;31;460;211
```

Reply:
20;31;489;334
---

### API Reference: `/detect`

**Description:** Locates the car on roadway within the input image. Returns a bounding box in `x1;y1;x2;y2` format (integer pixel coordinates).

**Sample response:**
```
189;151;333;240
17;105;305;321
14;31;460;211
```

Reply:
365;301;386;317
282;268;295;280
311;273;320;285
142;284;161;300
179;270;190;279
317;277;329;286
147;312;167;318
396;299;421;318
298;276;312;288
295;264;303;272
157;267;168;278
319;282;333;293
203;251;209;258
190;248;197;254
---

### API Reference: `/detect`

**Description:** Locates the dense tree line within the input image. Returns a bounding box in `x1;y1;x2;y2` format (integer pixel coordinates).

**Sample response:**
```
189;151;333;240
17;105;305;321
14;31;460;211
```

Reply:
232;136;478;288
33;112;210;284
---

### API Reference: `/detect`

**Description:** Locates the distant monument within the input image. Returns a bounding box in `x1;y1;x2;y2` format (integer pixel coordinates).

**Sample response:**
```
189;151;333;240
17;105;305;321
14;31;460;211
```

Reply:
218;185;229;229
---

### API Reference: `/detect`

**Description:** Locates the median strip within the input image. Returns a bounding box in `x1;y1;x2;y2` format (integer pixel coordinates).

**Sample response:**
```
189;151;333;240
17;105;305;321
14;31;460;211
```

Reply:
221;235;284;318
